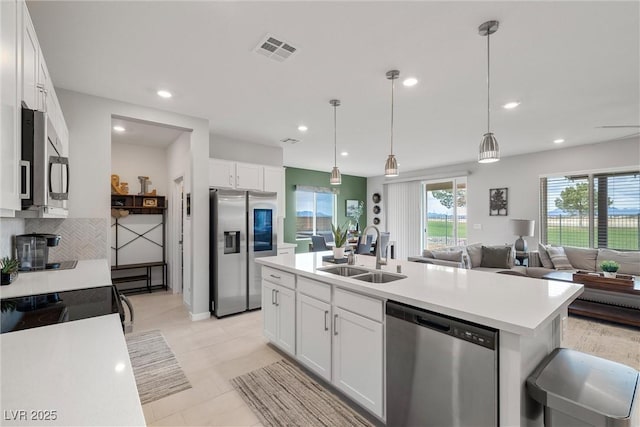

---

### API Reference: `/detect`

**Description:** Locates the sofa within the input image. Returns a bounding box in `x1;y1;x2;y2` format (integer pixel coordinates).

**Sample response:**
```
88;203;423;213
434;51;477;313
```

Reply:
409;243;640;312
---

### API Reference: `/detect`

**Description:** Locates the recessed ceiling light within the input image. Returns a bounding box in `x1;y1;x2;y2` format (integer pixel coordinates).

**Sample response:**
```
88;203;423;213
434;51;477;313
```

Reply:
553;138;565;144
157;90;172;98
298;125;308;132
113;125;125;132
503;101;520;109
403;77;418;87
341;151;349;156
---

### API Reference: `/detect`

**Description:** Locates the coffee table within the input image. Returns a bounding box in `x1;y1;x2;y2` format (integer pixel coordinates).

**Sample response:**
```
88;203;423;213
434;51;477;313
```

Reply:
543;271;640;327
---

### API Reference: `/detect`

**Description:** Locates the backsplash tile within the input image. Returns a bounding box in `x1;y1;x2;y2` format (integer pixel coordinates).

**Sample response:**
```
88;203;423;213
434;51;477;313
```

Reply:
0;218;25;258
25;218;107;262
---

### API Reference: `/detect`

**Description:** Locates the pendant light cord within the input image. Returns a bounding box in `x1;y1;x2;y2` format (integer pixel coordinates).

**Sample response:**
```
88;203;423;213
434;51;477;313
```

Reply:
487;30;491;134
333;103;337;167
390;76;395;155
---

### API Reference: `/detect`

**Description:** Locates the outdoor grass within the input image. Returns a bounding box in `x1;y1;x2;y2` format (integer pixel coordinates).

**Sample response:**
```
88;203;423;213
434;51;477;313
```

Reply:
426;219;638;250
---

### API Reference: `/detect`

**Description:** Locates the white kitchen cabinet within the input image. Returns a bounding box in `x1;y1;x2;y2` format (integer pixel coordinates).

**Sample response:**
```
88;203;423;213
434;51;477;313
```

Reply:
262;278;296;356
208;159;263;190
0;0;21;215
296;293;332;381
37;50;49;112
333;306;384;417
21;5;38;110
235;162;263;190
263;166;285;217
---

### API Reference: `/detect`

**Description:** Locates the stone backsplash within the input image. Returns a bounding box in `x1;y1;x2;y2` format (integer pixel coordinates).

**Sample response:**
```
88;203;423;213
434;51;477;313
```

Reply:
25;218;107;262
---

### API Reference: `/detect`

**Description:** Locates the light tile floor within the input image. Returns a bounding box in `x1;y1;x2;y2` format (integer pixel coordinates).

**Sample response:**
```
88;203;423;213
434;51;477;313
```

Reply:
130;291;640;426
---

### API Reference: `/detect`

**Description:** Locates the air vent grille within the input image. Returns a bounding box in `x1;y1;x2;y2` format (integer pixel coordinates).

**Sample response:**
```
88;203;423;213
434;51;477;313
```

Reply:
280;138;300;144
255;34;298;62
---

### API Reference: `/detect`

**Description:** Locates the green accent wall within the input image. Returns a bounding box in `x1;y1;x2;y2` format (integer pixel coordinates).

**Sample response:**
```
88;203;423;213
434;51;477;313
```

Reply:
284;167;367;253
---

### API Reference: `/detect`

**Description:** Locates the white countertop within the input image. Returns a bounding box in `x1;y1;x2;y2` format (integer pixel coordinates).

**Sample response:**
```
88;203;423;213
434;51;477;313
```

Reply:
278;242;297;249
0;259;112;299
257;252;584;336
0;314;145;427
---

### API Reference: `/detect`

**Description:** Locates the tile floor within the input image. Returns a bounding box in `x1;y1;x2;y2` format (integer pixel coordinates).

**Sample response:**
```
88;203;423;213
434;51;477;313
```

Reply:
130;291;640;427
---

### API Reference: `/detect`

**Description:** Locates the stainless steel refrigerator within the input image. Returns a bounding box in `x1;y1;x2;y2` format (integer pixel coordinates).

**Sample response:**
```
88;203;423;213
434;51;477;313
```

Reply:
210;189;277;317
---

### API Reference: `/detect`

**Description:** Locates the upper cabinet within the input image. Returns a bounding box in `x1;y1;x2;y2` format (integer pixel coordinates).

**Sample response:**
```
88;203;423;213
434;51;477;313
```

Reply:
0;0;22;214
209;159;285;216
1;0;69;217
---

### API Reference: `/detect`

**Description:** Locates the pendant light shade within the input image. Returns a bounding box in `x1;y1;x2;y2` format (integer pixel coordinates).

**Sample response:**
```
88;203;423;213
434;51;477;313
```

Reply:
329;99;342;185
385;70;400;177
478;20;500;164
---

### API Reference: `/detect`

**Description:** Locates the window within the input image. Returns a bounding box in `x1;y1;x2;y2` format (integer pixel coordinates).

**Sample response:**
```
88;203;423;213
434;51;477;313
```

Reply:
422;178;467;250
295;189;336;239
540;170;639;250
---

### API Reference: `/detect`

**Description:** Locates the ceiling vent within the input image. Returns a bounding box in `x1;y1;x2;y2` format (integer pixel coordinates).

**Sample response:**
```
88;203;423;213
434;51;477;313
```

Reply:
254;34;297;62
280;138;300;144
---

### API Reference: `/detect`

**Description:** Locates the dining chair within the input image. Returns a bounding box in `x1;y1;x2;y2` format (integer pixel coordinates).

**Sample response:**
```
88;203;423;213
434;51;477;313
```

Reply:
356;234;373;254
311;235;329;252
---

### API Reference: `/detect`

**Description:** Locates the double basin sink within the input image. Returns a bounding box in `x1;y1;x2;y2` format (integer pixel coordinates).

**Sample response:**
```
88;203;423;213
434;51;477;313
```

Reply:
317;265;407;283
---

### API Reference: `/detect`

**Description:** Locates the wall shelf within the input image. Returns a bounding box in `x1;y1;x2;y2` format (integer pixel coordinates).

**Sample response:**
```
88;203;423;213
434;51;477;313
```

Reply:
111;194;167;294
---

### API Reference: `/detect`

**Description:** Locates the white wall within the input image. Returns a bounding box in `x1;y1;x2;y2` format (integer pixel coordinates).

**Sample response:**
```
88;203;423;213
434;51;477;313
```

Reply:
369;137;640;257
57;89;210;319
210;133;283;167
111;142;168;196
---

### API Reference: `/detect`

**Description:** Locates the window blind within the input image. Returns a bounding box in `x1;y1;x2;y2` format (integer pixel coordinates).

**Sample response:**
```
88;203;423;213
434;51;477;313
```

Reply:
385;181;422;259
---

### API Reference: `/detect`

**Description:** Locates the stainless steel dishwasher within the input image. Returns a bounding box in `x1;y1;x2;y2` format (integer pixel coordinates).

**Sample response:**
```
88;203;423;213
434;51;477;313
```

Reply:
386;301;499;426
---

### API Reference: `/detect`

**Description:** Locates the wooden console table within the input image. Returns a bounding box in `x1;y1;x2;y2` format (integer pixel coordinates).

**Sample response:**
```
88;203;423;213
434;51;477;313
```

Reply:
543;271;640;327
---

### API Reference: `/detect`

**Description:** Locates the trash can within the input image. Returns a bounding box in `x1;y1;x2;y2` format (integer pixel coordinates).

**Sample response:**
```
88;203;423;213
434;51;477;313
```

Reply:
527;348;639;426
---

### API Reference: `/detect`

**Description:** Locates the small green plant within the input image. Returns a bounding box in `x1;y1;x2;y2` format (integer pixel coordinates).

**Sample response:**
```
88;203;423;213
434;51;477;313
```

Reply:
600;260;620;273
0;257;19;274
331;222;349;248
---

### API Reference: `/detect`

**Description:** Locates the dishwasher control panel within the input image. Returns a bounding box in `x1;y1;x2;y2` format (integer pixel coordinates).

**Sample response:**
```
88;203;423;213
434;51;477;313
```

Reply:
453;327;495;350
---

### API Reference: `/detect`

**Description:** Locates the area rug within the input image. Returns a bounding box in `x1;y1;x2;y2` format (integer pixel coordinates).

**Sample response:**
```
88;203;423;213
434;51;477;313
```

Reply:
125;329;192;404
563;316;640;370
231;359;373;427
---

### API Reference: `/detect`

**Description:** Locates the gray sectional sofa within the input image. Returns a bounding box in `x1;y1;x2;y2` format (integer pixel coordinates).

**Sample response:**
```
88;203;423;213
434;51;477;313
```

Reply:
409;243;640;311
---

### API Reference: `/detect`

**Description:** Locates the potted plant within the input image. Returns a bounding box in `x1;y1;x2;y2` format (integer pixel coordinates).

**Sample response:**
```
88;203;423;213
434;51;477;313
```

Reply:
331;222;349;259
1;257;19;286
600;260;620;278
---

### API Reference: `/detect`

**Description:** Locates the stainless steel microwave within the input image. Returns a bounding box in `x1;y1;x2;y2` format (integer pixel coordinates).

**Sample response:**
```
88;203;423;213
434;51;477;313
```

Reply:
20;108;69;214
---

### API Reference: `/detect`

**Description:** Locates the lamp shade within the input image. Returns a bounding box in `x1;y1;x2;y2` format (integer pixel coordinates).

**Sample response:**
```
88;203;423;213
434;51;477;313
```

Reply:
510;219;535;237
384;154;398;177
330;166;342;185
478;132;500;163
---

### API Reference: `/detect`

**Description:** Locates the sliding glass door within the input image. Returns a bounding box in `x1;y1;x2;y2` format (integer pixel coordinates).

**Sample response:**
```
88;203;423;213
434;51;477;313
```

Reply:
422;178;467;250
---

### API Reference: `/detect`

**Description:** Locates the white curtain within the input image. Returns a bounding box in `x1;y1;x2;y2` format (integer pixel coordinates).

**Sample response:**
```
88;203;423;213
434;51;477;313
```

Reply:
385;181;422;260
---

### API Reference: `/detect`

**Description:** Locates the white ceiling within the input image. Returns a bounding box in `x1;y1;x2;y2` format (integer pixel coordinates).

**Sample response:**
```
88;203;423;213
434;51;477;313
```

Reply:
28;1;639;177
111;117;186;148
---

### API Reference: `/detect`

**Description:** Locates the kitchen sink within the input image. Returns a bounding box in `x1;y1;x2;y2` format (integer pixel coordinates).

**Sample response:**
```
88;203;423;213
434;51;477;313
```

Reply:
352;271;407;283
318;266;370;277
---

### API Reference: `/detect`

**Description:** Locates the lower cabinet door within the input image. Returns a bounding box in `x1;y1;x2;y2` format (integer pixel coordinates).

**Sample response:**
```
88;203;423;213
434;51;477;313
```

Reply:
296;294;331;381
262;281;277;342
275;285;296;355
333;307;384;417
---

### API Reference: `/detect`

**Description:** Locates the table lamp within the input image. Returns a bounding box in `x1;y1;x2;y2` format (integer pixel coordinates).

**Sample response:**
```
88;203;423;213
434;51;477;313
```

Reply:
510;219;535;251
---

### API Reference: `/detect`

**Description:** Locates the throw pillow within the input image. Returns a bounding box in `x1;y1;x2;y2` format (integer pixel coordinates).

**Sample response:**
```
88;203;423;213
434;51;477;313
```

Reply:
432;250;463;262
422;249;434;258
538;243;554;269
466;243;483;268
480;246;512;269
546;246;573;270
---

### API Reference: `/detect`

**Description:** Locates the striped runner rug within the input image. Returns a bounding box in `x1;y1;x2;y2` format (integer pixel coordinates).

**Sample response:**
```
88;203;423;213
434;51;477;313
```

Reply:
125;329;192;405
232;359;373;427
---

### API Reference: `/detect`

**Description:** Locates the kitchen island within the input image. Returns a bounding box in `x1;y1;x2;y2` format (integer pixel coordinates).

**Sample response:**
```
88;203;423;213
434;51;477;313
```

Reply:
257;252;584;427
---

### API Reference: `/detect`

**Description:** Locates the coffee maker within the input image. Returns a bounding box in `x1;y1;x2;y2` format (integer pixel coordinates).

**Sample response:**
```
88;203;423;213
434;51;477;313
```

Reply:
15;233;61;271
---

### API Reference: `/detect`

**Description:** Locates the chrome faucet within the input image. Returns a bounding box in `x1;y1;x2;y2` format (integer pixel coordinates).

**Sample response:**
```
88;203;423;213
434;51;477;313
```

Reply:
361;225;387;270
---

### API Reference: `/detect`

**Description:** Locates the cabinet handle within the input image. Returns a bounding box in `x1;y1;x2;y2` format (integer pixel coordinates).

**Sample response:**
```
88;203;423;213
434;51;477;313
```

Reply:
275;290;279;306
324;310;329;331
270;274;281;279
229;175;233;186
333;314;338;335
271;289;276;305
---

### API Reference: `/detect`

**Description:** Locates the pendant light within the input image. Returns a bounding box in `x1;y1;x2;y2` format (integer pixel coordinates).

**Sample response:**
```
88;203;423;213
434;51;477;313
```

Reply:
478;20;500;163
384;70;400;177
329;99;342;185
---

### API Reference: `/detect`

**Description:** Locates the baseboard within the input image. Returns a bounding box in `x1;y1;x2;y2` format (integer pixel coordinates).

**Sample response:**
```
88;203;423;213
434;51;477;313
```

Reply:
190;311;210;321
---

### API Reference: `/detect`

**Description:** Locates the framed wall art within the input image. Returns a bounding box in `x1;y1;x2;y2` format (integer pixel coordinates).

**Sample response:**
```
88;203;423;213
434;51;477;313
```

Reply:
489;188;508;216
